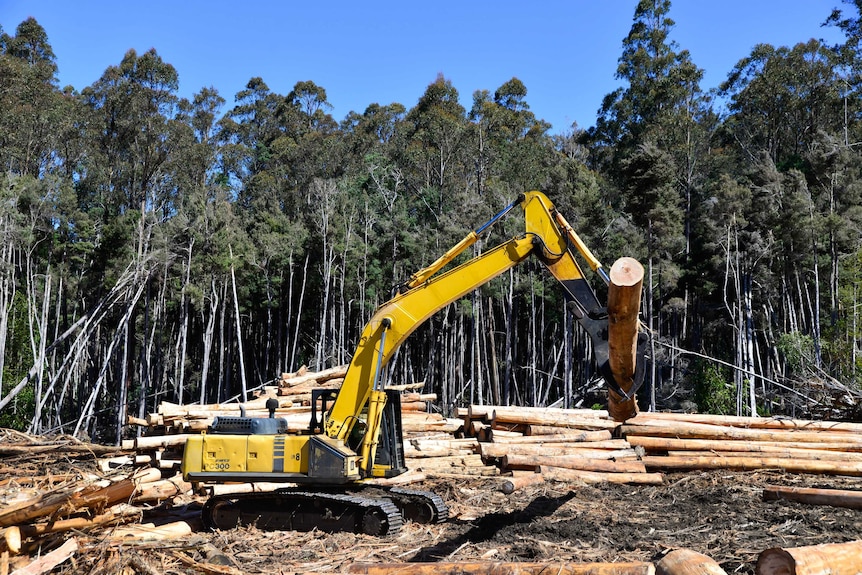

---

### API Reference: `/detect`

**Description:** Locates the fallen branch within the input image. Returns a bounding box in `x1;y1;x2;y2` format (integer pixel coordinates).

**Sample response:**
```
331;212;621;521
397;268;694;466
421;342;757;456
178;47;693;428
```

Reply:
10;537;77;575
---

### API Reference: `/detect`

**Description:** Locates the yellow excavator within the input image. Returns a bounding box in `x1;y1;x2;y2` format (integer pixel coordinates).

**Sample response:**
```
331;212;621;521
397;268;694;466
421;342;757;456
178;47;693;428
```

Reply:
181;190;646;535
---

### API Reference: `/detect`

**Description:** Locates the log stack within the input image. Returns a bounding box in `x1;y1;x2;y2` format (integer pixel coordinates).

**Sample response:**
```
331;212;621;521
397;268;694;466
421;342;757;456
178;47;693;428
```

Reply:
622;411;862;476
460;405;663;487
12;362;862;572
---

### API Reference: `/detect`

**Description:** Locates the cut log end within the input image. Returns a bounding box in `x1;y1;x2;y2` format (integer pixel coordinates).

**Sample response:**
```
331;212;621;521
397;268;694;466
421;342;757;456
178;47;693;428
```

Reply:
657;548;727;575
609;257;645;287
755;549;794;575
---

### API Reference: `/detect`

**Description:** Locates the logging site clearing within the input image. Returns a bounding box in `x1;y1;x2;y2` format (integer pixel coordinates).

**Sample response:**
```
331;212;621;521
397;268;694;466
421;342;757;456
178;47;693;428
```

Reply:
3;367;862;575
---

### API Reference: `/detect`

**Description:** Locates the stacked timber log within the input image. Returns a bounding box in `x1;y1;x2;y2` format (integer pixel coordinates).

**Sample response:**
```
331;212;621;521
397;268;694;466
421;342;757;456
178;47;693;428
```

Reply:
622;411;862;476
460;405;664;488
132;365;460;438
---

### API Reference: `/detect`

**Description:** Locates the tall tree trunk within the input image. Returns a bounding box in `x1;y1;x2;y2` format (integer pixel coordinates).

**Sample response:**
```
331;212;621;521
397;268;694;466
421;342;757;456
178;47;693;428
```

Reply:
175;238;193;404
230;246;248;402
200;278;219;404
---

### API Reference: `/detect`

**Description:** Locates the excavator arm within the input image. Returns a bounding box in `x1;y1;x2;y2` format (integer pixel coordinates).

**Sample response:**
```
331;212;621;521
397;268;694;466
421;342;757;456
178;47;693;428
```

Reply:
323;191;646;462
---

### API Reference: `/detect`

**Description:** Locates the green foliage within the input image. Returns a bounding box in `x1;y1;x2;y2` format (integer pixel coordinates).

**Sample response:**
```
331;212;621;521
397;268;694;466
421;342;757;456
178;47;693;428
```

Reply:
777;332;815;377
2;3;862;433
0;382;34;431
692;361;735;415
1;292;36;431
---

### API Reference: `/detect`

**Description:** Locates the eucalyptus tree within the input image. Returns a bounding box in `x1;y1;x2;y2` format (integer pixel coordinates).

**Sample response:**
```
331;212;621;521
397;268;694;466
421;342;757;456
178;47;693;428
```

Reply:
718;38;851;406
399;74;471;200
0;17;67;178
583;0;710;403
62;48;182;439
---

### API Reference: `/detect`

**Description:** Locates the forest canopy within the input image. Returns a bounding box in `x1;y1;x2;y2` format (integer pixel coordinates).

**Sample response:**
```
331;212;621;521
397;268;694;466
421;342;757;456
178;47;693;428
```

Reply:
1;0;862;443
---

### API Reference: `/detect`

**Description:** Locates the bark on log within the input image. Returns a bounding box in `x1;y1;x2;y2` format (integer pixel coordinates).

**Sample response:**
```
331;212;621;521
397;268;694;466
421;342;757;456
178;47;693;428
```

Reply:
667;449;862;462
621;421;862;445
763;485;862;509
527;424;611;436
468;405;610;421
642;455;862;476
606;257;644;422
479;443;635;459
496;428;629;449
133;474;192;503
756;539;862;575
539;465;664;485
490;411;619;431
18;505;141;537
347;561;656;575
407;455;486;469
122;434;194;450
279;365;348;387
629;412;862;434
656;548;727;575
0;479;136;527
627;436;862;454
503;453;645;473
500;472;545;494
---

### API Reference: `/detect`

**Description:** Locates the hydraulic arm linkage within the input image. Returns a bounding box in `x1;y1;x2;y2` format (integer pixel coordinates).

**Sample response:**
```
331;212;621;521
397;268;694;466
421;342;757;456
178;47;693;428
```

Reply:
322;190;647;459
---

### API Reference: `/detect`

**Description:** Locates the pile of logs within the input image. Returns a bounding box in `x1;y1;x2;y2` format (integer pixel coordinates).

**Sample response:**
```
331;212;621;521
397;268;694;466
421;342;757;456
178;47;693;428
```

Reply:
9;363;862;574
460;405;663;488
130;365;461;437
623;411;862;477
459;404;862;487
0;434;199;572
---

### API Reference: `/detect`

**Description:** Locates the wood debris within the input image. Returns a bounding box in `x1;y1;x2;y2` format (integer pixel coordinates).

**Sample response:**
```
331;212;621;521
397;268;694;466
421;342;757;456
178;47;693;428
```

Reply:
3;367;862;572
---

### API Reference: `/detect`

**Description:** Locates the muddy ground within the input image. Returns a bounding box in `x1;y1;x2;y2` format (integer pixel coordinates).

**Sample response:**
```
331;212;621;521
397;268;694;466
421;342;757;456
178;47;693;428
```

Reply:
60;470;862;574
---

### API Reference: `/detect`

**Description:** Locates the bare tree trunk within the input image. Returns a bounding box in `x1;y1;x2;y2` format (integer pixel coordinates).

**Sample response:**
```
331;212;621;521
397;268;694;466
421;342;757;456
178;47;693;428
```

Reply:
805;190;823;368
28;270;51;433
216;281;228;402
504;270;515;406
289;254;309;371
563;299;572;409
199;278;219;404
488;296;501;406
175;238;193;405
73;280;146;439
230;246;248;402
0;239;16;394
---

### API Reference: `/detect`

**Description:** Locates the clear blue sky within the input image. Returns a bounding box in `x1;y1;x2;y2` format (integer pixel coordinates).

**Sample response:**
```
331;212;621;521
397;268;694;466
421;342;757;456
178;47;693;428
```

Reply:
0;1;848;134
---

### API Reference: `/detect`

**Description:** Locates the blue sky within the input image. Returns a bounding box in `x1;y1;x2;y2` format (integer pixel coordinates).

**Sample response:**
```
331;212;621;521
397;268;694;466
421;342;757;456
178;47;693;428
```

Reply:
0;1;848;134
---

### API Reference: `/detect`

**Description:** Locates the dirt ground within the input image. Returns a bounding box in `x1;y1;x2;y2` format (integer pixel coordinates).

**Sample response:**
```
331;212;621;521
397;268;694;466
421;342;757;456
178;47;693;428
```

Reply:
59;470;862;575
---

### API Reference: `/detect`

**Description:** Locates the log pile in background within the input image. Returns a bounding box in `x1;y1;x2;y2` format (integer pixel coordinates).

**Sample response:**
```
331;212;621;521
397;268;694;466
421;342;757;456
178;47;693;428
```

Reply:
622;411;862;476
460;405;663;487
133;364;461;437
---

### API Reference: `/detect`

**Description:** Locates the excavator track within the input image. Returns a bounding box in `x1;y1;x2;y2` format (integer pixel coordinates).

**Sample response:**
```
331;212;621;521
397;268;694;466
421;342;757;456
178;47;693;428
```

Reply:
201;489;404;536
382;487;449;524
